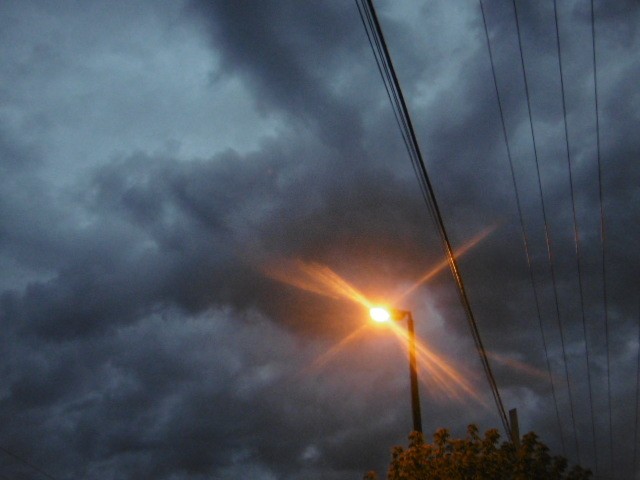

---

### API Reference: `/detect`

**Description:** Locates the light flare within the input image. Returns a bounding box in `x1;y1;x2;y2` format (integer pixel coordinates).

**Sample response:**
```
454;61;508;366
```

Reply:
383;320;485;405
261;224;496;312
395;224;497;303
262;259;373;309
486;351;552;381
260;225;498;403
304;325;370;374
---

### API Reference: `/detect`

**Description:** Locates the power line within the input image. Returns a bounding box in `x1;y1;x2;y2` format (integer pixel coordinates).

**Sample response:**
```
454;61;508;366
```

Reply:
477;0;566;456
357;0;512;440
510;0;580;461
354;0;431;211
552;0;597;470
590;0;614;474
354;0;436;222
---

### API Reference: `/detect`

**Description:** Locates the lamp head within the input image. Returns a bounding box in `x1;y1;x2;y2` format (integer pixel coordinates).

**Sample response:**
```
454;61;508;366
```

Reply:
370;306;410;323
370;307;391;323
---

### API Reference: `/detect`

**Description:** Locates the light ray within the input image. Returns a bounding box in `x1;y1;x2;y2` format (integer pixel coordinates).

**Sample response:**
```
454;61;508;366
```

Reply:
383;320;485;405
486;351;553;381
394;224;497;303
262;259;373;309
305;325;371;373
261;252;494;402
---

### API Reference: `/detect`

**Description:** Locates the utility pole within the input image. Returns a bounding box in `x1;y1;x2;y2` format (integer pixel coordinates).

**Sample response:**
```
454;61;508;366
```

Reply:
509;408;521;449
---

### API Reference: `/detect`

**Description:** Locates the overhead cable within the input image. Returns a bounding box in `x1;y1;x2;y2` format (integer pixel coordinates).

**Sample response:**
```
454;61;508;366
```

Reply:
511;0;581;461
354;0;432;211
552;0;597;469
356;0;512;440
478;0;566;456
590;0;614;473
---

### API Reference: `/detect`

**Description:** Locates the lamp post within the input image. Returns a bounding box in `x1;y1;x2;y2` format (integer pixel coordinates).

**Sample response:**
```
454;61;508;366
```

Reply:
370;307;423;433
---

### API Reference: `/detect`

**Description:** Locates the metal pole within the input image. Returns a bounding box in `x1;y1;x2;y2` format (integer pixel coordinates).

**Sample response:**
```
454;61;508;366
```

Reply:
406;312;423;433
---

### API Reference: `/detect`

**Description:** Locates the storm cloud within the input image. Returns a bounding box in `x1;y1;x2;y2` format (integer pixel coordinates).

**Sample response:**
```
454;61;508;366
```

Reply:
0;1;638;479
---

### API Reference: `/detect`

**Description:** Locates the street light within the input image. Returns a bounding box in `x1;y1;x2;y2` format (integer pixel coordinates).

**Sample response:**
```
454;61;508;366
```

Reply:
370;306;423;433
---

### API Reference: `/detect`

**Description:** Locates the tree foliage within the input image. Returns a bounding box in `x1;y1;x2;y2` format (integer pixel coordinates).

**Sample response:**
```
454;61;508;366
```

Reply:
365;425;591;480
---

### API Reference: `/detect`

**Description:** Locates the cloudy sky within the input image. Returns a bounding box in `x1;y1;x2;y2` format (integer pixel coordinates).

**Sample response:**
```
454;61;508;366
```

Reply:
1;1;639;479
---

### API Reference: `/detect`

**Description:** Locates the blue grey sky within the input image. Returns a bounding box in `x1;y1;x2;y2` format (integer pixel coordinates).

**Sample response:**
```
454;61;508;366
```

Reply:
0;1;638;478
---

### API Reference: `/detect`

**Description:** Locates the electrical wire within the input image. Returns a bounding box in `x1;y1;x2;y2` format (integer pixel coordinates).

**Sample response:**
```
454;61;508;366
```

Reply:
356;0;437;223
552;0;597;470
358;0;629;474
511;0;580;460
354;0;432;211
477;0;566;455
590;0;614;474
357;0;512;440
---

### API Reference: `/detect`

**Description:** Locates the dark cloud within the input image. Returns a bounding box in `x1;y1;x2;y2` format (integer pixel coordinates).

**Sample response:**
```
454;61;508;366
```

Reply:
189;0;367;152
0;0;638;479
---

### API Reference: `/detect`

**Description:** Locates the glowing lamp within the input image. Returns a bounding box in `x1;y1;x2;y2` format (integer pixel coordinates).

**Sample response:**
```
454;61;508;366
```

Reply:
370;307;391;323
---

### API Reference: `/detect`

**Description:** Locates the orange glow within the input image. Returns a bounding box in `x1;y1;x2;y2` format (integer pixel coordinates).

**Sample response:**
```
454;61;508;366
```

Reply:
260;226;498;403
262;259;373;309
261;225;496;311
